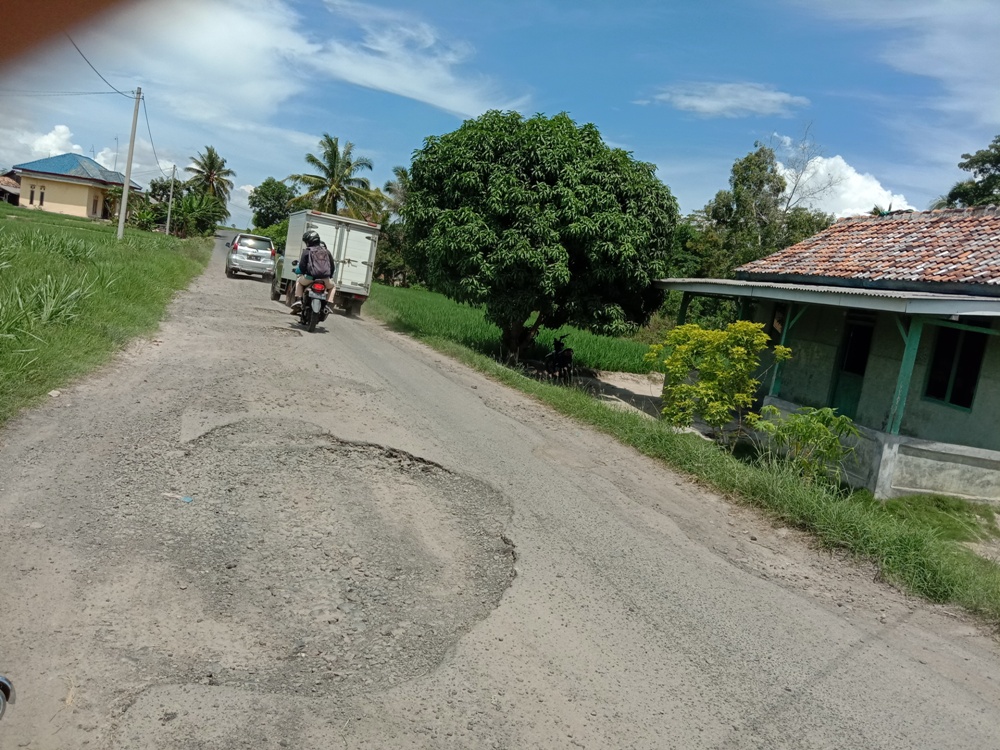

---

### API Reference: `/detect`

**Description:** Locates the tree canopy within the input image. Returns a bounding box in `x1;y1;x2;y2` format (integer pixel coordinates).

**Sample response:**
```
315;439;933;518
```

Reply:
147;175;185;206
404;110;679;354
684;144;832;279
287;134;375;215
939;134;1000;208
248;176;296;229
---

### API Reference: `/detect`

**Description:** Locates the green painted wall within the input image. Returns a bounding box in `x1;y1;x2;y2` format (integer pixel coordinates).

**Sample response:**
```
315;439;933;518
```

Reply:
898;324;1000;451
774;306;843;409
854;314;905;430
775;307;1000;452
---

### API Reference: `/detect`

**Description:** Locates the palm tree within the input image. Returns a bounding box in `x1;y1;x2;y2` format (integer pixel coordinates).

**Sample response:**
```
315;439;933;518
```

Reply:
383;165;410;217
287;134;375;215
185;146;235;205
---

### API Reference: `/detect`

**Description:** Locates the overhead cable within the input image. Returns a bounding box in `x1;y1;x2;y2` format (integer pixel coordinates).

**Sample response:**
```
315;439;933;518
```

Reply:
140;95;170;177
65;34;131;98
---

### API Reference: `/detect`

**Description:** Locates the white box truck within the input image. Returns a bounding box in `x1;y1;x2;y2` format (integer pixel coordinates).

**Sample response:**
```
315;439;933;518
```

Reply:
270;210;381;316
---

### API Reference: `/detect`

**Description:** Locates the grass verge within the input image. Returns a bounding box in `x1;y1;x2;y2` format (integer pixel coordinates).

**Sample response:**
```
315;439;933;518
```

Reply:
366;284;655;373
0;203;211;424
365;287;1000;625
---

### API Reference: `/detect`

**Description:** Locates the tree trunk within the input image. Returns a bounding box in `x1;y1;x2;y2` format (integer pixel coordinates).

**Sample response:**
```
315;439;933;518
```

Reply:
501;320;525;363
500;313;545;363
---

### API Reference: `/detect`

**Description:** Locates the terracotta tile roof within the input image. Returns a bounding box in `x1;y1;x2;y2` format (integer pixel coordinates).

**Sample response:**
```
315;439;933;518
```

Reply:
737;206;1000;289
0;175;19;189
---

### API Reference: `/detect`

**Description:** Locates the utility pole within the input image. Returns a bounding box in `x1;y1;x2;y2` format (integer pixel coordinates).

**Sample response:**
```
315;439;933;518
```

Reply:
116;87;141;241
165;164;176;236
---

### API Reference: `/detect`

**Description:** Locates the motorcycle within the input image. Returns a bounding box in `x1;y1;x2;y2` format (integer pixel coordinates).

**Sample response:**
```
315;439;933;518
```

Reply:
291;261;332;333
545;334;574;383
298;279;331;332
0;674;14;721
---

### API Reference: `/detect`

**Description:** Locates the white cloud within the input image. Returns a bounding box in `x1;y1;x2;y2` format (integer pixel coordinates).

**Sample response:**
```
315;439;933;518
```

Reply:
799;0;1000;127
0;124;86;168
29;125;84;159
237;184;255;196
651;82;809;118
778;154;913;218
312;0;527;117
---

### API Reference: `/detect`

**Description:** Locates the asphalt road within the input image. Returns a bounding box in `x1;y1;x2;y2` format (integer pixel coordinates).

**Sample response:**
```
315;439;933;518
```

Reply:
1;235;999;749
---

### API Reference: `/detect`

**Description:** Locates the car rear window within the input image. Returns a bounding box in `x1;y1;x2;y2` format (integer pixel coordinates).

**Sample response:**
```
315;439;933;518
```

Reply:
239;237;273;250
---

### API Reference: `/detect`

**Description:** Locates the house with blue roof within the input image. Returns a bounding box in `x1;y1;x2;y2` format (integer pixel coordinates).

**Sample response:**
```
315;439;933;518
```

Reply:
13;153;141;220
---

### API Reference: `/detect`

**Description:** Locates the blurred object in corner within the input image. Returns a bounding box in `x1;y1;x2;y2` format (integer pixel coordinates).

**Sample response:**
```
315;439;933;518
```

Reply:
2;0;131;66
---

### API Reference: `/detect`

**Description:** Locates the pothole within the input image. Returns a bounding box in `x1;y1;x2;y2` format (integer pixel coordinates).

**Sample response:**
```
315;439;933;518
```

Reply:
252;307;291;314
92;419;514;698
267;326;303;336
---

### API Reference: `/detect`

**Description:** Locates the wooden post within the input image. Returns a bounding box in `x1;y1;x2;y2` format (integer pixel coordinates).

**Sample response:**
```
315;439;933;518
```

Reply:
887;317;924;435
677;292;692;326
769;304;806;397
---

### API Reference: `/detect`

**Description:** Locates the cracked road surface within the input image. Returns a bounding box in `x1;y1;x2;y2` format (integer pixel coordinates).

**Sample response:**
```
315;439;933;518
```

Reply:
2;236;1000;749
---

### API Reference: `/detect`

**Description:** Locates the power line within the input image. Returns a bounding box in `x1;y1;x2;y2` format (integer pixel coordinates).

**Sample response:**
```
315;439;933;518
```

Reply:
0;89;123;97
65;34;131;98
140;95;170;178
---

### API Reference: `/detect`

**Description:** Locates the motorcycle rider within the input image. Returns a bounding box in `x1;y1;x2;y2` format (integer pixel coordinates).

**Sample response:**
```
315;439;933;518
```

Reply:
290;229;336;314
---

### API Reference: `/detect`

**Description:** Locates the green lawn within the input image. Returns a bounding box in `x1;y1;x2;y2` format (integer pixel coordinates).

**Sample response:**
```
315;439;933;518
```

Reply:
0;203;211;424
366;283;656;373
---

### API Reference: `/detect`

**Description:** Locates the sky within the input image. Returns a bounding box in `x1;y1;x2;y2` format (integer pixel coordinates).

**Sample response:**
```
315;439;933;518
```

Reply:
1;0;998;230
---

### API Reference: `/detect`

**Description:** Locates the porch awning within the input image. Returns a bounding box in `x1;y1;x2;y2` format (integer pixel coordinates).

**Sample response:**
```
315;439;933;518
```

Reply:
654;278;1000;317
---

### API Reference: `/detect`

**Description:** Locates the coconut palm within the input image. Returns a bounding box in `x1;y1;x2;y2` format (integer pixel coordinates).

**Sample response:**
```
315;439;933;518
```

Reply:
383;165;410;217
287;134;375;215
185;146;235;205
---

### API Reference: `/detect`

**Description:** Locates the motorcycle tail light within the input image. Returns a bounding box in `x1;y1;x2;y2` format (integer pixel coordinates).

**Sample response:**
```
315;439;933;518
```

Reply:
311;282;326;292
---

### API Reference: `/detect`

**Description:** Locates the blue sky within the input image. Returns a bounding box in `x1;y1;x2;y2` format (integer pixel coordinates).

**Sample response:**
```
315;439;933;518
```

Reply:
1;0;998;228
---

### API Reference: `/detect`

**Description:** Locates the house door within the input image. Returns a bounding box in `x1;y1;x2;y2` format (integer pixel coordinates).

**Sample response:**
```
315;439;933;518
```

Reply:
831;313;875;419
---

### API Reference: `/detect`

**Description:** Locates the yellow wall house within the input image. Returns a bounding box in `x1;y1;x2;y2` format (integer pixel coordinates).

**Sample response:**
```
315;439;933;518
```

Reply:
13;153;141;219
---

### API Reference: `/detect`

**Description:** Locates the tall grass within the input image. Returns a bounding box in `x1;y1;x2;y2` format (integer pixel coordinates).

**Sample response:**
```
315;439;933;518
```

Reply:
0;203;210;423
366;284;655;373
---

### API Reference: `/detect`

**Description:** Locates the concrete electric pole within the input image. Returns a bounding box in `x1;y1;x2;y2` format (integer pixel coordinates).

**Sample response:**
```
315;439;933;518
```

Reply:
116;86;141;241
165;163;176;236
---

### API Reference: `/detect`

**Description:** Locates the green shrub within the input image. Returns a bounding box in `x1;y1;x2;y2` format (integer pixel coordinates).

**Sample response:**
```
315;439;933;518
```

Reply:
647;320;790;442
755;405;860;485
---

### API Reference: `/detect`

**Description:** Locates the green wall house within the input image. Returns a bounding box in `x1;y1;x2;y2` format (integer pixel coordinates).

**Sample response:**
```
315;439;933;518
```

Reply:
657;206;1000;502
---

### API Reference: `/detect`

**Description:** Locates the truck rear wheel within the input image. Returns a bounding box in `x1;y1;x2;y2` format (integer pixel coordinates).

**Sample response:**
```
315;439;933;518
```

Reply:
269;276;281;301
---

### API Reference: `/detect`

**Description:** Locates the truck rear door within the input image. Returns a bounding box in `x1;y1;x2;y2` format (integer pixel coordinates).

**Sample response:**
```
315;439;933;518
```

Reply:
337;226;376;293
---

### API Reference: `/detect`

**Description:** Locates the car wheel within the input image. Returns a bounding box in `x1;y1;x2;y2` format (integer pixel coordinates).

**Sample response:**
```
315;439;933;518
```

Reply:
269;277;281;301
225;264;235;278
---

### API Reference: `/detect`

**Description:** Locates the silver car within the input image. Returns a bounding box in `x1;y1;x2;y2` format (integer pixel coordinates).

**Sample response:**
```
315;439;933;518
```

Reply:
225;233;276;279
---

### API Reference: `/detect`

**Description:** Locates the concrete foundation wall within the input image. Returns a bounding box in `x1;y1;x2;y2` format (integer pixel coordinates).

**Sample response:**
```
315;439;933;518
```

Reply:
764;396;1000;503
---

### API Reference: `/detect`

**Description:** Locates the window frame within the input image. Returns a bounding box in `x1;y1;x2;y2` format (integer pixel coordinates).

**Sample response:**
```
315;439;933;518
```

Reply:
922;324;988;412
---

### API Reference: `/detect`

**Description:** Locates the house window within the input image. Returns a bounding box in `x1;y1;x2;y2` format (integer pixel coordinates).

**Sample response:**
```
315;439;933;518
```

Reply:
925;326;988;409
29;188;35;205
39;188;45;206
92;196;99;215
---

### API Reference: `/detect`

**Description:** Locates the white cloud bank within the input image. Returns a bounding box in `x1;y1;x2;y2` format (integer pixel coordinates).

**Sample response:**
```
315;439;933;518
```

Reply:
0;125;84;168
778;154;913;218
649;82;809;118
